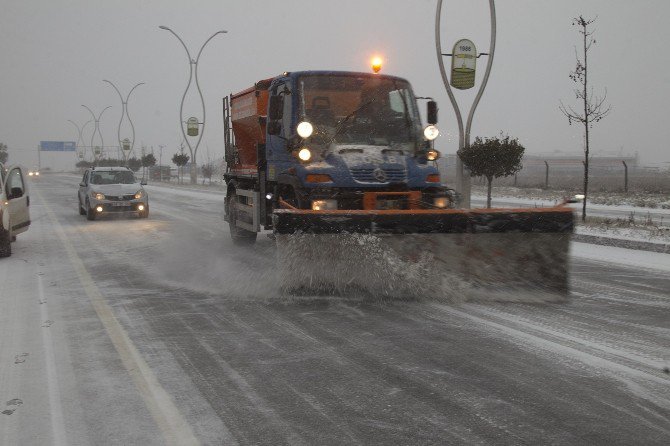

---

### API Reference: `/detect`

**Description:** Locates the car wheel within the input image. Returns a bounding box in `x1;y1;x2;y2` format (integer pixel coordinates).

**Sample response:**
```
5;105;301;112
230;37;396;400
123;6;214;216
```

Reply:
86;199;96;221
227;190;257;245
0;228;11;258
78;197;86;215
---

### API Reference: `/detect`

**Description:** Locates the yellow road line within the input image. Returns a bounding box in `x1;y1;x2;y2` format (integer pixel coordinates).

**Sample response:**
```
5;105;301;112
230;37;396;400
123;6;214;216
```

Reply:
36;189;200;446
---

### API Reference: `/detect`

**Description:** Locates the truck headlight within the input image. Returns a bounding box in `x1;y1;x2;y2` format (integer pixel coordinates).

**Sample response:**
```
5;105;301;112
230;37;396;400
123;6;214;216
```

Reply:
92;192;105;200
298;147;312;162
433;197;450;208
423;125;439;141
134;190;145;199
426;150;440;161
297;121;314;138
312;199;337;210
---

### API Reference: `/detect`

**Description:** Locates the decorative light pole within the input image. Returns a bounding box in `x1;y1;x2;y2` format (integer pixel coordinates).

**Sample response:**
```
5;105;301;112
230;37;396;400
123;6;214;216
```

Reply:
68;119;92;161
435;0;496;208
159;25;227;184
82;105;112;163
103;80;145;166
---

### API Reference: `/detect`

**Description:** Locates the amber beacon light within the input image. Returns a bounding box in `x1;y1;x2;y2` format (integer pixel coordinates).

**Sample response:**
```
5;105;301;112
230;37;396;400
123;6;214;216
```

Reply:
371;56;383;73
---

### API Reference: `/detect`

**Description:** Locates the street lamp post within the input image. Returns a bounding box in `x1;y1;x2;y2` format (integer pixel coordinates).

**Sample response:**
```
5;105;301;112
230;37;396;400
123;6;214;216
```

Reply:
103;80;145;166
158;144;165;182
82;105;112;163
68;119;92;161
159;25;227;184
435;0;497;208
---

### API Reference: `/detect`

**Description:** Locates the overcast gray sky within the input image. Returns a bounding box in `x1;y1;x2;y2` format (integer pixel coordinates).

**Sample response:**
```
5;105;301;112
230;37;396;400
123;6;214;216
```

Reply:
2;0;669;169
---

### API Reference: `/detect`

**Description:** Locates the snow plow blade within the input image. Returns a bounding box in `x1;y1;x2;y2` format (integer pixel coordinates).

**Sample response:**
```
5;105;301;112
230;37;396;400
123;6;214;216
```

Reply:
273;207;574;301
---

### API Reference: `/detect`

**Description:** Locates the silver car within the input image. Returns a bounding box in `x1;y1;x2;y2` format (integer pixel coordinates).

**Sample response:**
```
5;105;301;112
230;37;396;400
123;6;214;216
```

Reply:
1;163;31;257
78;167;149;220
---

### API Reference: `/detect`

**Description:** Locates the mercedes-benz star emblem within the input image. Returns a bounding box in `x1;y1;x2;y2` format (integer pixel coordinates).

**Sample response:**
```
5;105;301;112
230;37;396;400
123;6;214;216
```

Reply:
372;168;387;182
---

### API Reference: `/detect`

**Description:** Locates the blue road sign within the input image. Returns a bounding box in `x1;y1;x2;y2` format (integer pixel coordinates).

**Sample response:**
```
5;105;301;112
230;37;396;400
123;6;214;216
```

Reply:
40;141;76;151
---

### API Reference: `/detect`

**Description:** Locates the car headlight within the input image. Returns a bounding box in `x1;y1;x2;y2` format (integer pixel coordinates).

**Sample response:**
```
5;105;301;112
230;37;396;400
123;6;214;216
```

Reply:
92;192;105;200
134;190;145;199
311;199;337;210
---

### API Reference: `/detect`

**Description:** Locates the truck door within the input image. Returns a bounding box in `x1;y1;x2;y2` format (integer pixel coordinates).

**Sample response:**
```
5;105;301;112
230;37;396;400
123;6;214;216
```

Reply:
267;81;292;163
4;166;30;235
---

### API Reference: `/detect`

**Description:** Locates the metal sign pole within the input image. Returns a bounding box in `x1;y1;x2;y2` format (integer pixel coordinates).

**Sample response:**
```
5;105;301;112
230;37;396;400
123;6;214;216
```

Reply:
435;0;496;208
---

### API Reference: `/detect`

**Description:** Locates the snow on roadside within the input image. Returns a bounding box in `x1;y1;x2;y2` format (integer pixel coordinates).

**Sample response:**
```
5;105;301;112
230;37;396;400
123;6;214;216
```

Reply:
576;225;670;245
571;242;670;272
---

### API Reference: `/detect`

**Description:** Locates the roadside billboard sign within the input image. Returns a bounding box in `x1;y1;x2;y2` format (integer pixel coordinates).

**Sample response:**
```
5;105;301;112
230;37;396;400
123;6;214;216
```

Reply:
39;141;77;152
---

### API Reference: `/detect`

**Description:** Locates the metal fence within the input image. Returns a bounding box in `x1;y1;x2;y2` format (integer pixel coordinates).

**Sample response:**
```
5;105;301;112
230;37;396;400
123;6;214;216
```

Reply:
439;155;670;193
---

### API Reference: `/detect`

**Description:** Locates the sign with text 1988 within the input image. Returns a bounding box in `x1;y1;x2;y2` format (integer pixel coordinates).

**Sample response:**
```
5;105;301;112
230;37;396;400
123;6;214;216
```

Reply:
451;39;477;90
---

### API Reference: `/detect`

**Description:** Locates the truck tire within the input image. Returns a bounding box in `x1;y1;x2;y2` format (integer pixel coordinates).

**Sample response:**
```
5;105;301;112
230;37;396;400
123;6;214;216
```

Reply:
228;190;257;245
86;199;96;221
0;228;11;258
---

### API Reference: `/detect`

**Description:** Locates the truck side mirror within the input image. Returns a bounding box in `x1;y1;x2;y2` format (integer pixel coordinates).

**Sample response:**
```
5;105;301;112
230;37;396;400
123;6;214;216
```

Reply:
268;96;283;120
427;101;438;125
267;121;282;135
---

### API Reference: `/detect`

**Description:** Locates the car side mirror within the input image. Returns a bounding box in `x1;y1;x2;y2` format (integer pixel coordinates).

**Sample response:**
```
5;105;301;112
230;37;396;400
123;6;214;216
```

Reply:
140;180;147;186
427;101;438;125
80;181;86;187
9;187;23;199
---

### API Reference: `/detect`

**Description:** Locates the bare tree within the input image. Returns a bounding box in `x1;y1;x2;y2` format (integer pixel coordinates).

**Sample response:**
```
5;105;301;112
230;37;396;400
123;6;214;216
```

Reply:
560;16;611;222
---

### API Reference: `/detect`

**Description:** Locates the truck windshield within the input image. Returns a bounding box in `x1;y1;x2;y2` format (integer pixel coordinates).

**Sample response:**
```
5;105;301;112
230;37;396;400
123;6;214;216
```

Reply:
298;74;421;150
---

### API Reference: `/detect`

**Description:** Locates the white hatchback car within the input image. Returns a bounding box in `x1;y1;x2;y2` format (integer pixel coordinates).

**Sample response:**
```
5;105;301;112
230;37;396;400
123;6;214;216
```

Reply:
0;164;31;257
78;167;149;220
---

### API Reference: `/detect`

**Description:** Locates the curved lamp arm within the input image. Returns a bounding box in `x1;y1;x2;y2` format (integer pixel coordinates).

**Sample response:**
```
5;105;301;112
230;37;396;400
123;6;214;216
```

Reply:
193;30;227;160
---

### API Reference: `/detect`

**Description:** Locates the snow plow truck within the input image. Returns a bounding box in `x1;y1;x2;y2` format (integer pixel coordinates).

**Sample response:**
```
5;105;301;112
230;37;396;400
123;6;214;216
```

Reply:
223;70;573;301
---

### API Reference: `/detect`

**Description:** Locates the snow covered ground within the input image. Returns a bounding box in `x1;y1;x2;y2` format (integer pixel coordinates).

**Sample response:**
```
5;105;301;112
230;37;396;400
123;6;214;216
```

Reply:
2;174;668;445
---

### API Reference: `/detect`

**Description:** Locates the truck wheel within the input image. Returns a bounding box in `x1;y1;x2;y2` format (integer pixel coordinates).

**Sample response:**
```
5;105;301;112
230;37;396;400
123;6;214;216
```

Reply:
0;228;11;258
86;199;96;221
78;197;86;215
228;191;257;245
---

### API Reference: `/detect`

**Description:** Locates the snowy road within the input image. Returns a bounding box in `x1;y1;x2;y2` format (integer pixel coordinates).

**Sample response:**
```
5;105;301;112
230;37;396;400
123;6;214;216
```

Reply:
1;174;669;445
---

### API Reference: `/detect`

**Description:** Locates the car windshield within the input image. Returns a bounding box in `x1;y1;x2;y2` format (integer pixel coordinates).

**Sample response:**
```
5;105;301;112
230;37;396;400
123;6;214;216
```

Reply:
90;170;136;185
298;74;421;150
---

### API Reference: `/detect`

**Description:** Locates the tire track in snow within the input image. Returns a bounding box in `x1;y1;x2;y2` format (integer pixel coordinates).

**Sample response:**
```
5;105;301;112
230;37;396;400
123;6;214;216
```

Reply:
36;189;201;446
428;303;670;409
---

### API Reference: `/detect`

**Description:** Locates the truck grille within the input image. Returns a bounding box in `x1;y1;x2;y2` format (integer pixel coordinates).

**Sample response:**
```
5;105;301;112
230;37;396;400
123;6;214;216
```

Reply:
105;194;135;201
350;166;406;183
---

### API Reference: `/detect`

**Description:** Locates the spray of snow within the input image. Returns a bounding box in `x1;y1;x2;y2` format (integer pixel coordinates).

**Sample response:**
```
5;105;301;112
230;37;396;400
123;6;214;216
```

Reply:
276;232;571;303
